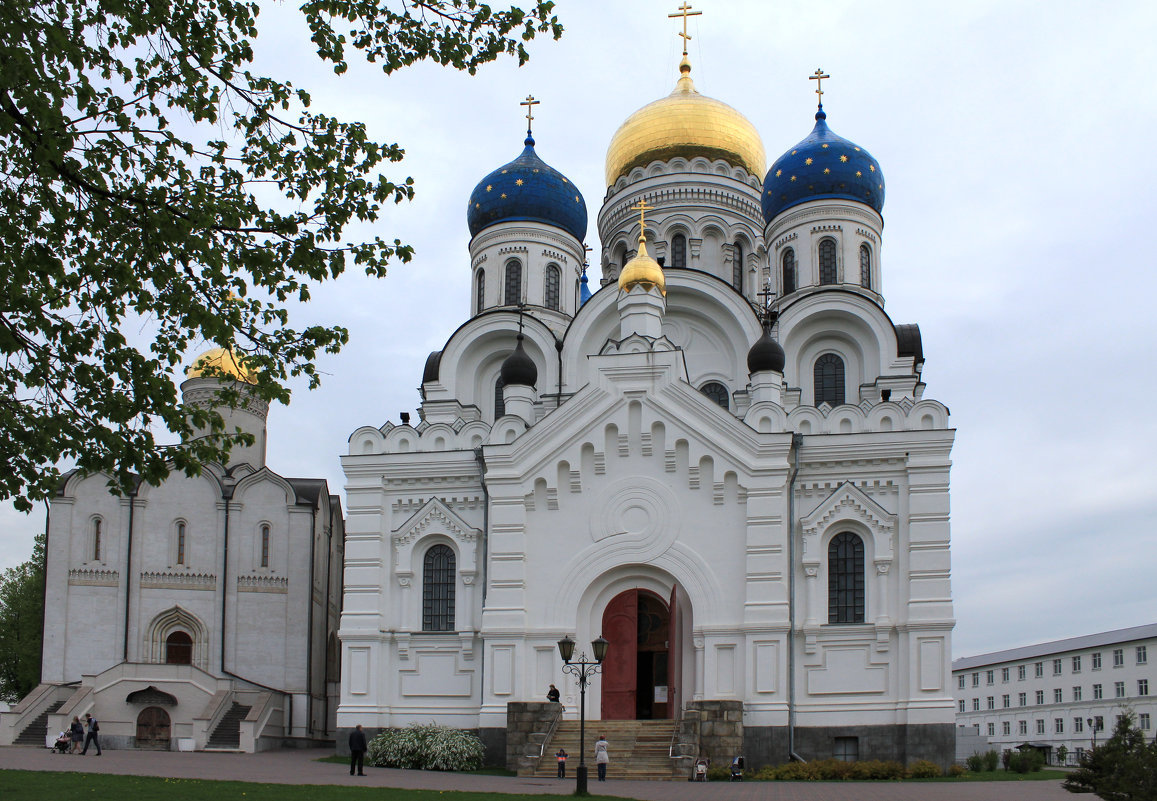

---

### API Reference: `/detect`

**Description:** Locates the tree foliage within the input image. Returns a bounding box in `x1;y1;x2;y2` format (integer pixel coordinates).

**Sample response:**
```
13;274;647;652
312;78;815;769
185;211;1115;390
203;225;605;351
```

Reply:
0;532;46;702
0;0;562;510
1063;713;1157;800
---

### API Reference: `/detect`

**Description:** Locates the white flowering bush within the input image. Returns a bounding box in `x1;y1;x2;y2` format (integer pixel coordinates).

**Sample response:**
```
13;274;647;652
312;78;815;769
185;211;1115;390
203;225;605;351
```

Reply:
367;722;485;771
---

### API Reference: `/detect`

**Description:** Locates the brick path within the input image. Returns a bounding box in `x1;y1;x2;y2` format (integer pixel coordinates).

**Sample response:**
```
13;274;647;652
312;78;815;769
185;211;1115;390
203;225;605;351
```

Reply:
0;745;1071;800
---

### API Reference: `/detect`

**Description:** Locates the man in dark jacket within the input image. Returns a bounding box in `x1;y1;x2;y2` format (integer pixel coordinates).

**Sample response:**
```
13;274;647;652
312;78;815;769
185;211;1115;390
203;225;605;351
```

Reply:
349;724;368;776
80;713;101;755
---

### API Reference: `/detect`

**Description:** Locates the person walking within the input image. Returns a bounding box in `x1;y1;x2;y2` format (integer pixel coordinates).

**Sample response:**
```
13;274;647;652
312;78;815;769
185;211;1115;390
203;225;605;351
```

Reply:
69;716;84;754
594;734;609;781
348;724;368;776
80;713;101;755
555;747;568;778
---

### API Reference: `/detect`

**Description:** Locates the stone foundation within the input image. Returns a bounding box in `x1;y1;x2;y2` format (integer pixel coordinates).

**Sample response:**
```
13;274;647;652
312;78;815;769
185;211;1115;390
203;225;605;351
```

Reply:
504;701;562;771
743;723;956;771
685;700;743;767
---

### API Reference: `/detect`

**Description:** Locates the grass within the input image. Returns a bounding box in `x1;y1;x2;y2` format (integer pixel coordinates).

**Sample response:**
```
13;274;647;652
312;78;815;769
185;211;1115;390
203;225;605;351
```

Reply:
913;768;1068;782
0;770;597;800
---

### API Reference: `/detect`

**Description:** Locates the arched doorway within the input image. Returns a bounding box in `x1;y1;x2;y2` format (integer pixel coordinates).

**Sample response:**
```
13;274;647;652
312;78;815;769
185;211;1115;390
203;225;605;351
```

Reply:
165;630;193;664
136;706;171;749
600;589;674;720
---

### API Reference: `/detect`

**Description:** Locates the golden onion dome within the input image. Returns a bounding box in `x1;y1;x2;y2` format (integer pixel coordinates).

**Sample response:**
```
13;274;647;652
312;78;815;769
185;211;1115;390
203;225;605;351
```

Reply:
605;57;766;187
618;234;666;296
185;347;258;384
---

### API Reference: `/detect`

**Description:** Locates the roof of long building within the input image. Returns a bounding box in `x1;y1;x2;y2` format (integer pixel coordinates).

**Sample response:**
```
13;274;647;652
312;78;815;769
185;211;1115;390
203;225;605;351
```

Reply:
953;623;1157;671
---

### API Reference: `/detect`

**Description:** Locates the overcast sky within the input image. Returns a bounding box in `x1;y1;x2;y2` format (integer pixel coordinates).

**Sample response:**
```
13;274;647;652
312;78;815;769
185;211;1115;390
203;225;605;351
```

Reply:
4;1;1155;660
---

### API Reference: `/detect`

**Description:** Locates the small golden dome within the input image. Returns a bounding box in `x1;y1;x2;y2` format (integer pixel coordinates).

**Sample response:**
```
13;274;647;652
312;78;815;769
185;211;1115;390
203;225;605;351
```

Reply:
605;57;766;187
618;235;666;296
185;347;258;384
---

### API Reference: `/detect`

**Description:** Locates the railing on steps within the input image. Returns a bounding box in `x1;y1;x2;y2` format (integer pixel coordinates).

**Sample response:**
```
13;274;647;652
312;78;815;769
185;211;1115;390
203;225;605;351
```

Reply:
534;712;561;760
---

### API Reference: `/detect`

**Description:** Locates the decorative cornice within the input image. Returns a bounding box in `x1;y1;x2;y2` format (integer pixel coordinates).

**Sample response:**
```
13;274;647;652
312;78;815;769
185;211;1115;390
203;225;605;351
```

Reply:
68;568;119;587
237;574;288;593
140;571;216;590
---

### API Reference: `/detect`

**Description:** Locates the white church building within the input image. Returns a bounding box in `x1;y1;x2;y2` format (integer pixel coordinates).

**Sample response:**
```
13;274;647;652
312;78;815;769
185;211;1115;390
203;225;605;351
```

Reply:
336;41;956;768
1;352;345;752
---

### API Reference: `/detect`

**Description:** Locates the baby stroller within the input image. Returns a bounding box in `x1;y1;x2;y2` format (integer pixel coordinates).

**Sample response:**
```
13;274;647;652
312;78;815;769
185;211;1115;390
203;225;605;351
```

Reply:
692;757;709;781
53;731;71;754
729;755;745;781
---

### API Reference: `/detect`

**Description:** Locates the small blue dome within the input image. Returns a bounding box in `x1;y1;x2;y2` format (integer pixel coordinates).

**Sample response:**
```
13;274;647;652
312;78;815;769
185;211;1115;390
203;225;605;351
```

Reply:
762;108;884;223
579;265;592;305
468;135;587;242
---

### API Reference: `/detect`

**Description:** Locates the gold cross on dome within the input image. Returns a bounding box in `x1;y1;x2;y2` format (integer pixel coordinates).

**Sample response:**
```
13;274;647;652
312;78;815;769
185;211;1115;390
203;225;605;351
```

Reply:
668;2;702;56
520;94;540;133
631;198;654;232
810;68;830;105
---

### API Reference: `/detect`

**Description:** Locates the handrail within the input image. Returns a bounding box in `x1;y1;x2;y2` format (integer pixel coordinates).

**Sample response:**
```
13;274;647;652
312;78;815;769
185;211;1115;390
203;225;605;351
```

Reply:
668;715;680;758
535;711;562;759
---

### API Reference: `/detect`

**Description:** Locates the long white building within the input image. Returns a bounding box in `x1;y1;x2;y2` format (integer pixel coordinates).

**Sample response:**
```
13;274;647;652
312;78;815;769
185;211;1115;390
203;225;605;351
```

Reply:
952;624;1157;763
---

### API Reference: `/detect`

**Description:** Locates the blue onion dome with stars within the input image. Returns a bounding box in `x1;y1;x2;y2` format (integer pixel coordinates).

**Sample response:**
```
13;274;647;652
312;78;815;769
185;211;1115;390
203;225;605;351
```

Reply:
467;133;587;243
761;107;885;223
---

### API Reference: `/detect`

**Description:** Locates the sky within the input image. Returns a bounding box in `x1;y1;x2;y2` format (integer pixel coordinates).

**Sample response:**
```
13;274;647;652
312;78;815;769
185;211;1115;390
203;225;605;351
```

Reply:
3;0;1156;659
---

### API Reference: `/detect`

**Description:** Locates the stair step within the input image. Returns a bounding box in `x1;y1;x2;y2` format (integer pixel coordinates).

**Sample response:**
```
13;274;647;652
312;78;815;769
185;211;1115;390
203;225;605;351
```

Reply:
206;703;251;749
530;720;685;781
14;700;66;746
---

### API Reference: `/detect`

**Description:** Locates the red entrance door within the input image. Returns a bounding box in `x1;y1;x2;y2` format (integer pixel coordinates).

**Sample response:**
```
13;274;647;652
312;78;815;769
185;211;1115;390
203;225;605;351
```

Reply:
600;589;637;720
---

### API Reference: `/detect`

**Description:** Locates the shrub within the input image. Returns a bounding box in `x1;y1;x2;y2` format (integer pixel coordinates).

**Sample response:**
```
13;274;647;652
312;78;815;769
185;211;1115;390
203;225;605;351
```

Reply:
1064;713;1157;799
1007;749;1045;773
1001;749;1012;771
907;759;941;778
965;752;983;772
982;749;1000;772
366;723;484;771
948;764;967;777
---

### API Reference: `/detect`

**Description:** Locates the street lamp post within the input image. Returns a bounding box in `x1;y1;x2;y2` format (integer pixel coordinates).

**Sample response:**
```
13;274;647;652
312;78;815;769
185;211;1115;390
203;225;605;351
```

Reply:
558;635;609;796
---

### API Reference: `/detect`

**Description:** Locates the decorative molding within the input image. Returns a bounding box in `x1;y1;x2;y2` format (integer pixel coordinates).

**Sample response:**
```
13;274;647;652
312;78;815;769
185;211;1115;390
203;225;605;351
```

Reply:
855;227;878;243
774;232;798;250
140;571;216;590
237;574;288;593
68;568;119;587
810;224;843;235
541;248;569;264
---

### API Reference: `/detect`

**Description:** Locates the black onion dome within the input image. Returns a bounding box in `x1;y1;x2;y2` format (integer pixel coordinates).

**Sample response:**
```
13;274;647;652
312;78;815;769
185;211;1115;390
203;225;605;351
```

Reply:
500;334;537;387
747;323;786;374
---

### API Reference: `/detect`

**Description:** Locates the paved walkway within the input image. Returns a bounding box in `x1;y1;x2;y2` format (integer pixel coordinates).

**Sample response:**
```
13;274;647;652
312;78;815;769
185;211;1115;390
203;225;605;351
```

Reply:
0;745;1072;801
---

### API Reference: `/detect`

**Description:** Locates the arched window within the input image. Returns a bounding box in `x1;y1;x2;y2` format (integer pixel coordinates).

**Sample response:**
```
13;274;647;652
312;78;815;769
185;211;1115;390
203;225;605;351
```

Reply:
260;524;270;568
671;233;687;270
165;631;193;665
544;264;560;310
859;244;872;289
176;522;186;565
781;248;796;294
818;238;837;285
475;269;485;313
732;241;744;292
828;532;865;624
503;259;522;305
700;381;730;410
814;353;845;407
92;518;102;561
494;376;505;419
422;544;456;632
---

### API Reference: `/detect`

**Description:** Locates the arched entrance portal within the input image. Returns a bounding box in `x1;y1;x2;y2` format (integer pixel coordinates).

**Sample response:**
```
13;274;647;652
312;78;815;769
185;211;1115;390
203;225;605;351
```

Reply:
601;589;676;720
135;706;171;750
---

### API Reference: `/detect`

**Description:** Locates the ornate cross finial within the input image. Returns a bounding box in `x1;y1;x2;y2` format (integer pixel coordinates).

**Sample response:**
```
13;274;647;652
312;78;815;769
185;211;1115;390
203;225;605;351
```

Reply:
630;198;654;233
520;94;540;135
757;276;779;328
516;301;527;334
668;2;702;56
810;68;830;107
583;243;593;266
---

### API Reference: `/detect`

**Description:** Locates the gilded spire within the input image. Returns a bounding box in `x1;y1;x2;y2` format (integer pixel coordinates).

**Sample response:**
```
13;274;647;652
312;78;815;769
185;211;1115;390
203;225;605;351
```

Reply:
520;94;540;137
668;2;702;57
809;68;830;109
618;198;665;295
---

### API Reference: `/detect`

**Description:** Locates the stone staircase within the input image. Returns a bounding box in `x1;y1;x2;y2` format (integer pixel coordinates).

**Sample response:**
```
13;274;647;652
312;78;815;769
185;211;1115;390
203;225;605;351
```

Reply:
205;702;250;750
14;700;65;746
530;719;684;781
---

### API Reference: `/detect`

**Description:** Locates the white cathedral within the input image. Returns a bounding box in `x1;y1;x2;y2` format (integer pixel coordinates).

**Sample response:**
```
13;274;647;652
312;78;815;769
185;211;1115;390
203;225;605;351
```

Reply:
336;44;956;767
6;22;956;770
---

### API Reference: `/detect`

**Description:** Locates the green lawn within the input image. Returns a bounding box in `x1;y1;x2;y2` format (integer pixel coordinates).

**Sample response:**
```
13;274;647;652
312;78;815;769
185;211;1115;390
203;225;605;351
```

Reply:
0;771;581;800
910;769;1068;782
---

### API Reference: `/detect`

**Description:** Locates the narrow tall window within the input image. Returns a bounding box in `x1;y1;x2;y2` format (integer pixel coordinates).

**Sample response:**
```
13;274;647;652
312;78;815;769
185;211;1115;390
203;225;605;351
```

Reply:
781;248;796;294
93;519;102;561
732;241;744;292
260;524;270;568
819;238;837;284
176;522;186;565
671;234;687;269
504;259;522;305
422;544;456;632
544;264;560;310
814;353;845;407
828;531;865;624
494;376;505;419
165;631;193;665
699;382;729;410
476;269;485;313
859;243;872;289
